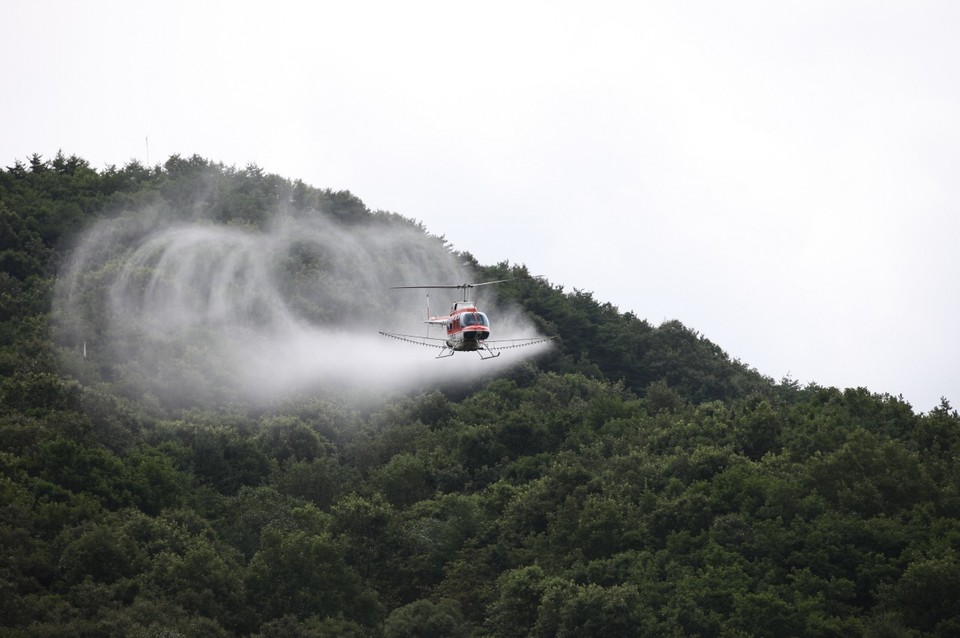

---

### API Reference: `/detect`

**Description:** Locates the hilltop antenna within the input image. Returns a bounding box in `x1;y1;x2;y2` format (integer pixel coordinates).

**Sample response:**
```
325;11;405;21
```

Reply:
145;136;150;165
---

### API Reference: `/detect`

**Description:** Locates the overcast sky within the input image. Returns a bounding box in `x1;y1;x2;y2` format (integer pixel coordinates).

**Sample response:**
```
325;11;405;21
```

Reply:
3;1;958;411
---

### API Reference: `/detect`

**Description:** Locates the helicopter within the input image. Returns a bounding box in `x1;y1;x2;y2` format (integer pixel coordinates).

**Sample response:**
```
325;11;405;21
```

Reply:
379;279;555;360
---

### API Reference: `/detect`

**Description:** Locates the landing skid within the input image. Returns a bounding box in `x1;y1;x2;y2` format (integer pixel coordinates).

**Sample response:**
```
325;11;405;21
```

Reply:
477;345;501;360
434;345;501;360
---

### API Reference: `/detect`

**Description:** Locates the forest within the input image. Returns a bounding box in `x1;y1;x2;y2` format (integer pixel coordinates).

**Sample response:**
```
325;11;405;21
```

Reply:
1;152;959;637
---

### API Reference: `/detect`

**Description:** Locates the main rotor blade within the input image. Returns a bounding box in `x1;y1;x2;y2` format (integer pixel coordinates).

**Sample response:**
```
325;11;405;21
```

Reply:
389;285;466;290
470;278;512;287
389;278;513;290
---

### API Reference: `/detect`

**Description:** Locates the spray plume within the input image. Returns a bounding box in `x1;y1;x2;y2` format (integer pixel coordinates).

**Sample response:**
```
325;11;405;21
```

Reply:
53;205;549;408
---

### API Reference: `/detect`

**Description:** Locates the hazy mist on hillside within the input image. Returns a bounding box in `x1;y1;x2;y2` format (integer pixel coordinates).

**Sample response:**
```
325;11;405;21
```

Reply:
53;205;550;407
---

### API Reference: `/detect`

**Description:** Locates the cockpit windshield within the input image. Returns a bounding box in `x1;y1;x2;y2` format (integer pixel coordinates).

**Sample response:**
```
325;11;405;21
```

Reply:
460;312;490;327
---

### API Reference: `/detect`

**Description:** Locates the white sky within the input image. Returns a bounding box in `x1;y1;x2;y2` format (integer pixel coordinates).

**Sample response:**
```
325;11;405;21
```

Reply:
3;1;958;411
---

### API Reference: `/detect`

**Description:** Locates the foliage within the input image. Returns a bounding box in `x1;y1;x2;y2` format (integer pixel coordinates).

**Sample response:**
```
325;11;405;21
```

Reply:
1;153;958;636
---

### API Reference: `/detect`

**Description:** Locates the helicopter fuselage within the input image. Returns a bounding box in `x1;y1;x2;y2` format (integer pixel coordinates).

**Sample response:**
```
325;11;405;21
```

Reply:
430;302;491;351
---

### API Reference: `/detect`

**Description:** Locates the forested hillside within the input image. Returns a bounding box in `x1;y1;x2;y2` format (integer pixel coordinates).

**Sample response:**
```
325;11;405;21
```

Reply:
2;153;958;636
